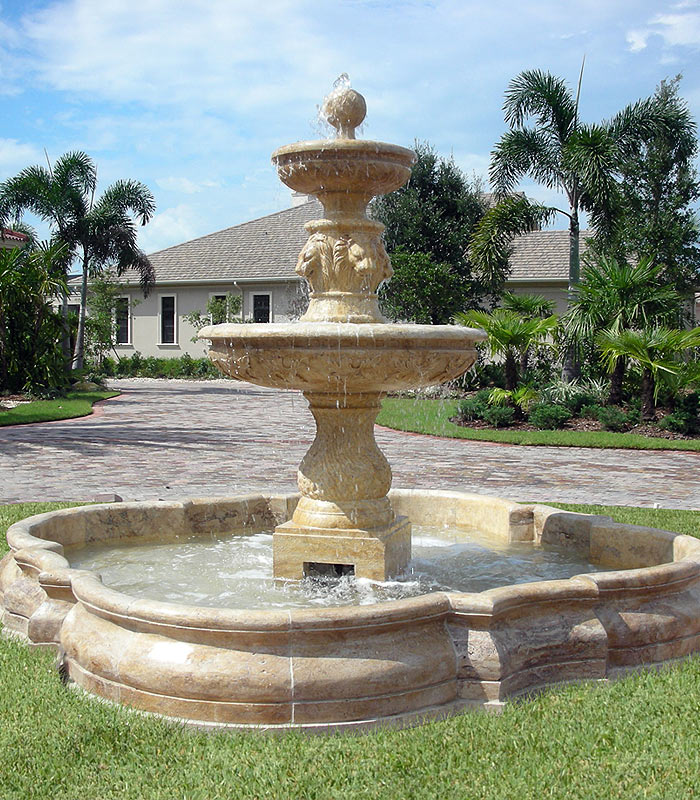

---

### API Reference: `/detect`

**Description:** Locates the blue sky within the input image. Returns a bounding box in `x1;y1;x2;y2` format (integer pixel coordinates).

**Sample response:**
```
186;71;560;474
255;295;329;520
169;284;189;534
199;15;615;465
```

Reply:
1;0;699;253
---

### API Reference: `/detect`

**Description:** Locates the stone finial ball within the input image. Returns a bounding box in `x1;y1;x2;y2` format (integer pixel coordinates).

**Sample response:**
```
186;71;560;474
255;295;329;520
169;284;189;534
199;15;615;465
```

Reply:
323;88;367;139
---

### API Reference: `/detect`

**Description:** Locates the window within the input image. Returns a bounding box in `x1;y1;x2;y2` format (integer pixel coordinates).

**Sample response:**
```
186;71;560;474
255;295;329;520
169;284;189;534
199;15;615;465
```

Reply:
252;293;271;323
115;297;130;344
160;295;177;344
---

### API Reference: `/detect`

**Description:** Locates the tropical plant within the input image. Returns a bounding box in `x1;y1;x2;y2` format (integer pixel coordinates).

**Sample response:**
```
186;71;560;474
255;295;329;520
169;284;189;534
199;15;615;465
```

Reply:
596;76;700;301
564;255;683;403
455;308;558;390
597;326;700;420
490;68;680;374
0;151;155;371
467;195;555;303
379;249;466;324
487;385;539;417
0;241;69;393
501;291;555;319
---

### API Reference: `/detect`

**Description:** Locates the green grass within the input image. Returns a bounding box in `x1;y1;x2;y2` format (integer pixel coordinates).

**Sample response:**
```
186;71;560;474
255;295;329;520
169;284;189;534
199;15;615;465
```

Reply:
0;390;118;427
377;396;700;451
2;501;700;799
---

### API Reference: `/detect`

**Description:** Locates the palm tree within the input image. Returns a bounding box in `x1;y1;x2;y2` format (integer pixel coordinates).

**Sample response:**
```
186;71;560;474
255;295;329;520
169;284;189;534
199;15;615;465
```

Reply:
0;152;155;370
500;291;556;375
455;308;557;390
565;256;682;404
490;69;676;375
597;326;700;420
501;291;555;319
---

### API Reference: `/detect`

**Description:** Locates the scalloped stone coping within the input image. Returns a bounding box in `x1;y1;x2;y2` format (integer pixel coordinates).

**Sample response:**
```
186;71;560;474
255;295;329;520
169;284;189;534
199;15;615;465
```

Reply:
2;490;700;732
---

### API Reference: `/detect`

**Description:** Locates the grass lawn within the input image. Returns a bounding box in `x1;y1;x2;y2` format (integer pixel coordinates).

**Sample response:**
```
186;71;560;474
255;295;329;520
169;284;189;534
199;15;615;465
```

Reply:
0;390;118;427
377;396;700;451
2;502;700;799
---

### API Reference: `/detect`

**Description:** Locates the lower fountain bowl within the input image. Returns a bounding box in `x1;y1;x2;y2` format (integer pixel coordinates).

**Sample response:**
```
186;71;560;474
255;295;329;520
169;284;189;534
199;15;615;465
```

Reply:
2;490;700;732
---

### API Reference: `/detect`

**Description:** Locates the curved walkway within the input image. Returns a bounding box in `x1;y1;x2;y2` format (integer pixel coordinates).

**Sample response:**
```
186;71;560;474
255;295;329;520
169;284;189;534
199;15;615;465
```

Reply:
0;378;698;508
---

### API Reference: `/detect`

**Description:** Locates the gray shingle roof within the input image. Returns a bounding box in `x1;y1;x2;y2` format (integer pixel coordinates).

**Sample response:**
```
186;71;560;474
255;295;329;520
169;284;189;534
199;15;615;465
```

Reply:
508;229;592;282
123;199;324;284
121;199;589;285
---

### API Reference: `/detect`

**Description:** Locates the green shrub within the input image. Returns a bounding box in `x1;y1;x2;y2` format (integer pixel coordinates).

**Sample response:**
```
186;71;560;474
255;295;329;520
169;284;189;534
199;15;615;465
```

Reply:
579;404;603;419
482;406;515;428
659;411;699;435
564;392;599;414
179;352;195;376
458;396;487;422
528;403;572;430
596;406;629;432
675;392;699;416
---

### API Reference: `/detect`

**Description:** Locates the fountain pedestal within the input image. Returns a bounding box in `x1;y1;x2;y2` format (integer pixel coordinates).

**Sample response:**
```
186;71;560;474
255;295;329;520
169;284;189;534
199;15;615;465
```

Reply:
273;391;411;580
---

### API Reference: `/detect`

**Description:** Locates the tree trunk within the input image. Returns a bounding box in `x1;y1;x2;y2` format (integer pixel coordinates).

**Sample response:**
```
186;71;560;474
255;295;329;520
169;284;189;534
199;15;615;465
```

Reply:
60;294;71;364
641;367;655;421
504;352;518;391
72;253;89;371
607;358;626;405
561;210;580;382
520;347;530;378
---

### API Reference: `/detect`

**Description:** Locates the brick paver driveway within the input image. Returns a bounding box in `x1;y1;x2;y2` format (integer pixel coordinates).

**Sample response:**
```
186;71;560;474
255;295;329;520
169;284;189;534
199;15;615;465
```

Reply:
1;378;698;508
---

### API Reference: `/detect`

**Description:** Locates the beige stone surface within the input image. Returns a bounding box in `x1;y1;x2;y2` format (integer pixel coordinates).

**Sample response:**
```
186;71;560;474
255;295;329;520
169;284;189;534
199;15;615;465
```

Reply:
4;491;700;729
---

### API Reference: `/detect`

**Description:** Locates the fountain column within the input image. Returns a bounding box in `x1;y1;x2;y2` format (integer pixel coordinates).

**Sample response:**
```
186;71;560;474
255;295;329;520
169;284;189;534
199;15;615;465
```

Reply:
273;391;411;580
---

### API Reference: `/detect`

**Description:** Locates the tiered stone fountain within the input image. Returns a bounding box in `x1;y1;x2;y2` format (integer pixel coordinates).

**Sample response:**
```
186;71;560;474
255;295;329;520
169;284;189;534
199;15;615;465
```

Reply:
2;84;700;732
201;85;484;582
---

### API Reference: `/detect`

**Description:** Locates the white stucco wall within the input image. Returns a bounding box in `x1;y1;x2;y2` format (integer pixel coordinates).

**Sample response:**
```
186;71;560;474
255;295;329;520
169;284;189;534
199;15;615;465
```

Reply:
113;280;301;358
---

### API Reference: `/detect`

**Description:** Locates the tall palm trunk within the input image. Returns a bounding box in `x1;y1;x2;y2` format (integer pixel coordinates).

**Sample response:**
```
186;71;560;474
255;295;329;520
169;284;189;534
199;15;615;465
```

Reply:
561;209;580;382
504;352;518;391
72;250;89;371
640;367;656;421
607;358;626;405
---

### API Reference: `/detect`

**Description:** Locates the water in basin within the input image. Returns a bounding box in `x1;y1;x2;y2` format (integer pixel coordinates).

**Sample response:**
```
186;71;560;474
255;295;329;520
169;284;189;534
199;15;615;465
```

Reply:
66;525;607;610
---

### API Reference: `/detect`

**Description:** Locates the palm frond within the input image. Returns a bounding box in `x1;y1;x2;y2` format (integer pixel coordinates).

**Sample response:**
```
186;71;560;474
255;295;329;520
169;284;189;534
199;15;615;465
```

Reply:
52;151;97;199
490;129;562;195
468;196;556;288
503;70;577;142
501;291;555;318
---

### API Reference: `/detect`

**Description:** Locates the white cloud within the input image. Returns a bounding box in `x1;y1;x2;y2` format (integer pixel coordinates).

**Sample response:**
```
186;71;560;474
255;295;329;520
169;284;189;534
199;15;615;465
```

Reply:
627;5;700;52
156;177;220;194
0;138;43;177
626;29;649;52
137;204;207;254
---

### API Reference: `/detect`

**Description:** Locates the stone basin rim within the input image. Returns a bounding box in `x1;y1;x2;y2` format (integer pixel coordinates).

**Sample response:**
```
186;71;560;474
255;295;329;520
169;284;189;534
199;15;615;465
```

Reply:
5;492;700;633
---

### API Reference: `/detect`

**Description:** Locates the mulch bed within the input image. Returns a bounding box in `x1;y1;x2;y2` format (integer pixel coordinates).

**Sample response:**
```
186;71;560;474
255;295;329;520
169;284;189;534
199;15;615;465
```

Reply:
450;413;700;441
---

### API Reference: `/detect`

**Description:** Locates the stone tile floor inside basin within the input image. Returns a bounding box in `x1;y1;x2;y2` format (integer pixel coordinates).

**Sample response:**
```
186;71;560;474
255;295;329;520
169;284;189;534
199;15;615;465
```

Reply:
0;378;699;508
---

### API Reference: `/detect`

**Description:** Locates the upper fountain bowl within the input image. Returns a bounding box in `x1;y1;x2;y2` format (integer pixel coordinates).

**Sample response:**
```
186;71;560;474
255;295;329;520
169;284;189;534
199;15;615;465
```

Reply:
272;139;415;201
199;322;486;394
272;84;414;204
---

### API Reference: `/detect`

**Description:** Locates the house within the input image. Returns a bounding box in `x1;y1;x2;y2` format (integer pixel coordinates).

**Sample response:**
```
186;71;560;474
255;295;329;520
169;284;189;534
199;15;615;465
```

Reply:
71;197;587;358
0;229;29;249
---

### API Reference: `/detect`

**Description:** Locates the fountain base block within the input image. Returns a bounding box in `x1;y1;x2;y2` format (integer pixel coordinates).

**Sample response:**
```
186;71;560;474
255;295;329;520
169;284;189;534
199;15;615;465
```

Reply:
272;516;411;581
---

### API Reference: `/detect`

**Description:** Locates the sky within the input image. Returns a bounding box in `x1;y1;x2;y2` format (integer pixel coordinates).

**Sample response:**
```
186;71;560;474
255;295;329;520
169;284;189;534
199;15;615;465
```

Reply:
1;0;699;254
